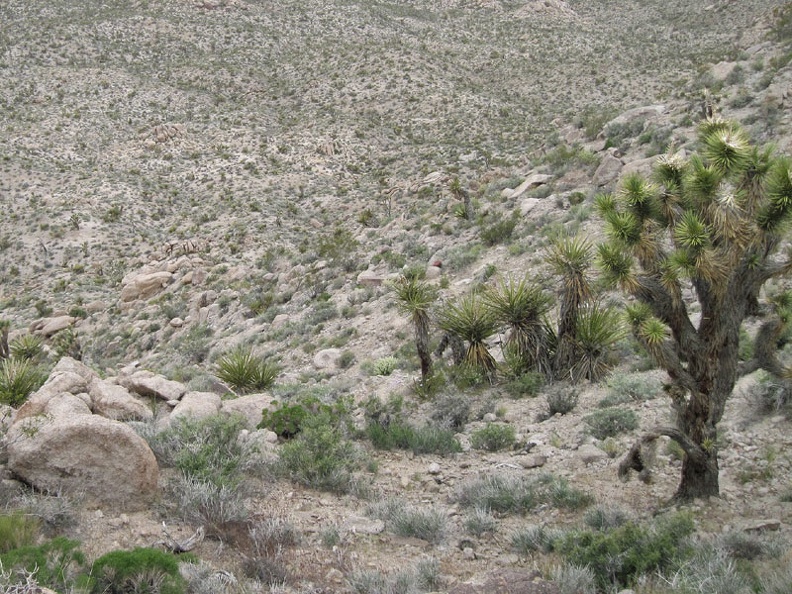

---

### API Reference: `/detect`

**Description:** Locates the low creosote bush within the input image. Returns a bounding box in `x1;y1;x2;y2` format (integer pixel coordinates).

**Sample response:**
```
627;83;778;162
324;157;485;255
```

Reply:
88;547;186;594
555;512;694;591
0;512;40;554
277;411;367;494
0;536;85;592
470;423;516;451
583;408;639;440
601;371;662;407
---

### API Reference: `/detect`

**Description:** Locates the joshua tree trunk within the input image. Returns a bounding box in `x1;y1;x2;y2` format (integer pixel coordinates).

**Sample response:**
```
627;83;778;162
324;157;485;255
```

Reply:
0;324;9;360
414;312;433;382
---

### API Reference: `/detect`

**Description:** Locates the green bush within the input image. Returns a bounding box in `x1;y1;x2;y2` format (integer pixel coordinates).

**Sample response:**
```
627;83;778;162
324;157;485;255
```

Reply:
0;537;85;591
259;403;309;439
556;513;694;591
365;356;399;376
88;547;186;594
277;411;365;493
479;211;519;246
601;371;662;406
215;347;279;394
503;371;544;399
148;414;248;487
367;498;447;543
367;422;461;457
0;358;46;406
0;512;40;553
584;408;639;439
470;423;516;451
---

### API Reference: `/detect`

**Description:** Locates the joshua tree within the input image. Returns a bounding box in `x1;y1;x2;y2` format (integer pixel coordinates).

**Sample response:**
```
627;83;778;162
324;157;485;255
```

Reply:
0;320;9;360
391;275;438;383
437;292;498;376
597;118;792;500
483;275;553;377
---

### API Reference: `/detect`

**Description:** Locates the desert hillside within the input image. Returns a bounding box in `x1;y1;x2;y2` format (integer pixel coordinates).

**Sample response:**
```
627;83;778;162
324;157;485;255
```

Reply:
2;0;792;593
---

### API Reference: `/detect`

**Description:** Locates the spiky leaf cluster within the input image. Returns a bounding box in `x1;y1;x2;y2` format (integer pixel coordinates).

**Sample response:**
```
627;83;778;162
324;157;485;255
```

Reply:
437;293;498;373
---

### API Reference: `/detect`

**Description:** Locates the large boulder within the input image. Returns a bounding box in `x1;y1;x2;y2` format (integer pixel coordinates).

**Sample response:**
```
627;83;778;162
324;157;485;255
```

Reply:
170;391;222;422
120;370;186;402
7;413;159;510
119;271;173;302
220;393;275;429
89;379;154;421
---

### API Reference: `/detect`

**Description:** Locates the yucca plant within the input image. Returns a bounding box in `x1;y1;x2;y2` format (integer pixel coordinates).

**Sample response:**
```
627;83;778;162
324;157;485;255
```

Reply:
597;117;792;500
391;275;438;383
571;303;626;382
9;334;44;362
484;275;553;377
546;235;594;379
215;347;279;395
437;292;498;376
0;358;46;406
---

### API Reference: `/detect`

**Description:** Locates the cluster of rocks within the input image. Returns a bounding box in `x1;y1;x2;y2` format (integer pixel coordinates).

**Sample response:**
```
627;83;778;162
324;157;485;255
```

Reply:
0;357;275;511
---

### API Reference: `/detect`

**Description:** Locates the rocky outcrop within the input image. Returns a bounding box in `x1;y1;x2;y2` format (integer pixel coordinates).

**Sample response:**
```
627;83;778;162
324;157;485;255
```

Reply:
119;370;187;402
119;271;174;302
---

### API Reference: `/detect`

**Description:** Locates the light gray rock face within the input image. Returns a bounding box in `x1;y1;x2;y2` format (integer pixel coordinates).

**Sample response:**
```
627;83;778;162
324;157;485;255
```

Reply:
593;153;624;187
171;391;222;422
313;348;342;369
31;316;77;338
120;370;186;401
7;414;159;510
577;443;608;465
507;173;553;199
119;271;173;302
220;393;275;429
89;379;154;421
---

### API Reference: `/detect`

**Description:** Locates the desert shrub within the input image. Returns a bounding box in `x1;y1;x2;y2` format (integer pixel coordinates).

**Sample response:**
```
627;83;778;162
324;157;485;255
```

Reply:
179;561;240;594
215;347;278;394
601;371;662;406
430;392;470;430
544;384;579;416
88;547;186;594
511;525;560;555
147;414;249;487
464;505;497;536
470;423;516;451
456;473;592;515
551;565;597;594
479;211;519;246
0;512;40;554
277;410;365;493
338;350;356;369
365;356;399;376
583;505;632;531
503;371;544;399
259;403;310;439
166;475;248;538
9;335;44;362
0;537;85;591
556;512;694;591
0;358;46;407
748;371;792;416
367;422;461;457
583;408;639;439
367;498;447;544
13;490;79;533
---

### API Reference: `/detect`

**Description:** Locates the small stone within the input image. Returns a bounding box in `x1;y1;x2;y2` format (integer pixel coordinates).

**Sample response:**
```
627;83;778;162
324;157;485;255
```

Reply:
743;519;781;533
427;463;441;475
519;455;547;469
482;413;497;423
462;547;476;560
